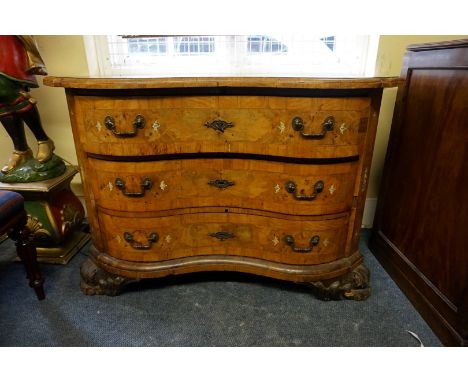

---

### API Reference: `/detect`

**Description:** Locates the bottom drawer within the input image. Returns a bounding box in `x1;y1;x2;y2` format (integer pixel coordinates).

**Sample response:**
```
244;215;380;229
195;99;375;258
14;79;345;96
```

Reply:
99;211;349;265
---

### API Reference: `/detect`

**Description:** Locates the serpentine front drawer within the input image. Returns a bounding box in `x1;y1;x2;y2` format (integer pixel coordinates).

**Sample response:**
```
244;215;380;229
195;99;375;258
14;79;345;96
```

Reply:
98;209;349;266
88;157;358;215
74;95;370;159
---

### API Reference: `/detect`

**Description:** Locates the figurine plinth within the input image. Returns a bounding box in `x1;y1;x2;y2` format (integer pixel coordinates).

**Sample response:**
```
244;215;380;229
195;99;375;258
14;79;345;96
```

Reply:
0;165;89;264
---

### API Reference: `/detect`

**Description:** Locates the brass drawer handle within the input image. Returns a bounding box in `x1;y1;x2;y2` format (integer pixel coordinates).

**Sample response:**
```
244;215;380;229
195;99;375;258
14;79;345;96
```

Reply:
104;114;145;137
208;179;236;189
124;232;159;250
292;116;335;139
205;118;234;133
115;177;152;197
284;235;320;253
209;231;235;241
285;180;324;201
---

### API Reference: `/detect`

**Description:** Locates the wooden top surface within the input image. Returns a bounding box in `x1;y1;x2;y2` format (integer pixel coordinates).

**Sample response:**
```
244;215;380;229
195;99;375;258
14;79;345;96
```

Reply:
43;76;401;90
407;38;468;52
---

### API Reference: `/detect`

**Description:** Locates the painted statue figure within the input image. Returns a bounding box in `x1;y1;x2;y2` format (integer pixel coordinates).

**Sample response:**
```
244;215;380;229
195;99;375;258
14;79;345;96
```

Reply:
0;35;55;174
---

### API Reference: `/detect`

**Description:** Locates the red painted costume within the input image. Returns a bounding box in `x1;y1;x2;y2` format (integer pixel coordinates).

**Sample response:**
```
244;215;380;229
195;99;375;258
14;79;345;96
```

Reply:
0;35;55;174
0;35;39;87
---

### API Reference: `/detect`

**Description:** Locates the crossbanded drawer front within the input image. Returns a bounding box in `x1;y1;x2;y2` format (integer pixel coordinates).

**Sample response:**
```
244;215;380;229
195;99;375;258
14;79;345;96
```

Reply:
99;211;349;265
89;158;357;215
75;95;370;159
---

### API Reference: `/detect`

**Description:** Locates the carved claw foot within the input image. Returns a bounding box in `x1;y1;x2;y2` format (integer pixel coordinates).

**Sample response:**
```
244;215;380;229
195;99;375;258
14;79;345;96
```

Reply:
80;257;133;296
304;264;371;301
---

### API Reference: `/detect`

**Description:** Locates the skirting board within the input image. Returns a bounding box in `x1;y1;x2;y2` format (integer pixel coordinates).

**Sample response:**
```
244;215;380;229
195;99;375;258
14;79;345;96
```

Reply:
362;198;377;228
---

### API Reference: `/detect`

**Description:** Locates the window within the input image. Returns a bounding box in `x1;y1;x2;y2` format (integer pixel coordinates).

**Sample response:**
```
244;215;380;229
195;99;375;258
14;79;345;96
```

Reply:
174;36;215;55
126;37;167;55
320;36;336;52
247;35;288;54
85;34;378;77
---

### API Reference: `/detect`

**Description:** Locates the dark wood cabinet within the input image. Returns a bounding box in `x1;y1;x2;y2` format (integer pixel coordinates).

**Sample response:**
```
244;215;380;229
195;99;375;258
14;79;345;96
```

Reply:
370;39;468;346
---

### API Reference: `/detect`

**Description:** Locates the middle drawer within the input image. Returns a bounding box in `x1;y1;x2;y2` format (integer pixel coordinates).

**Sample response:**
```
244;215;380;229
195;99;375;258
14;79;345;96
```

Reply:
88;158;357;215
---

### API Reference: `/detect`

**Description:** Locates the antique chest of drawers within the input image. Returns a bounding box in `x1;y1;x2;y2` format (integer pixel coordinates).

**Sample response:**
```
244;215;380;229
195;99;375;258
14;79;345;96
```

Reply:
44;76;398;299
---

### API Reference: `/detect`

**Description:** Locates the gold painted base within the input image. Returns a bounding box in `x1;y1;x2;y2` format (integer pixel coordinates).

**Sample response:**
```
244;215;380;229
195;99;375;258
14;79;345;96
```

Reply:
36;231;90;264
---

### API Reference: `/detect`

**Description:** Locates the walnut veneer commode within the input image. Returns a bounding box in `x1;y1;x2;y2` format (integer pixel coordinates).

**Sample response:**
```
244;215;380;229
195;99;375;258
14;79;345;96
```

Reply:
44;76;399;299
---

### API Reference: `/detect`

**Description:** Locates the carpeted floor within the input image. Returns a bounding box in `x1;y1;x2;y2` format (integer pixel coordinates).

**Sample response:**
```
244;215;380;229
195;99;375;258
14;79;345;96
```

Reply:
0;230;441;346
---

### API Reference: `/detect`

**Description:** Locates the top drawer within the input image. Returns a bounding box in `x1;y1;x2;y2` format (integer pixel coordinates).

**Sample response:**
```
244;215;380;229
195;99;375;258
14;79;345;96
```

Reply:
74;95;371;159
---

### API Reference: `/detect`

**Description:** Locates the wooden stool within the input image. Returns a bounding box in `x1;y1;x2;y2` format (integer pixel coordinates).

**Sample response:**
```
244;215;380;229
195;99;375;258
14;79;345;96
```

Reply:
0;190;45;300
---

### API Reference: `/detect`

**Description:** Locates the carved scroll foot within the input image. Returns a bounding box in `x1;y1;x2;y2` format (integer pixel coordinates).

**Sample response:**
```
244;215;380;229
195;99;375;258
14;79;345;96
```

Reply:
80;257;133;296
304;263;371;301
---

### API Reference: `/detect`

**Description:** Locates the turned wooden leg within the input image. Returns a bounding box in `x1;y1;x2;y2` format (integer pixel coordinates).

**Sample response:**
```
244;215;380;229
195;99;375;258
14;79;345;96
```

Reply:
11;219;45;300
304;263;371;301
80;256;133;296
